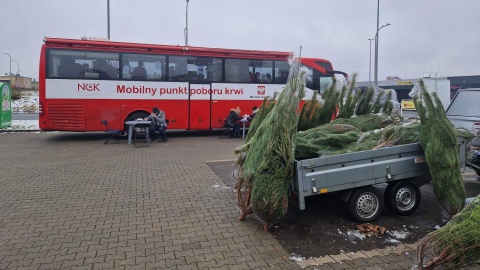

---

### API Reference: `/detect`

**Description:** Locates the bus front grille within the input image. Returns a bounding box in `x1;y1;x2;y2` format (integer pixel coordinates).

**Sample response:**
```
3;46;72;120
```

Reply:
48;103;85;130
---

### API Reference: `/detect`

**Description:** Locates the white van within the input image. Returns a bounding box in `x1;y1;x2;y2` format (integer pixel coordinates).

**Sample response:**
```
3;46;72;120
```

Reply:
446;88;480;131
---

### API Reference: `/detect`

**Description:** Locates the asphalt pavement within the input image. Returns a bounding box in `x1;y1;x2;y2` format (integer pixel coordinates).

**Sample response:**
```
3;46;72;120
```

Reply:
12;113;38;120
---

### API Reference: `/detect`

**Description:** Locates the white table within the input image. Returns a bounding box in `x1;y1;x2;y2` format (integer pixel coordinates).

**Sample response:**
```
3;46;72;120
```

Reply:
125;121;152;144
239;118;249;139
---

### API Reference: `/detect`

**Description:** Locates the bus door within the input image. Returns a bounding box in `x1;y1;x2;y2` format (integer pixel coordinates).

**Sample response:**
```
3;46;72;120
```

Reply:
210;83;240;130
189;83;212;130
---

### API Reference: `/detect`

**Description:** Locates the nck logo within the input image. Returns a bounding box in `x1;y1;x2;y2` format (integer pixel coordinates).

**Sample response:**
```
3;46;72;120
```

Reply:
257;86;265;95
78;83;100;91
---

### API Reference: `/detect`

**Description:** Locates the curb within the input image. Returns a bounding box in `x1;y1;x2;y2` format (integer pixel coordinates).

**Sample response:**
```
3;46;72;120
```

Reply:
296;242;418;268
0;129;43;133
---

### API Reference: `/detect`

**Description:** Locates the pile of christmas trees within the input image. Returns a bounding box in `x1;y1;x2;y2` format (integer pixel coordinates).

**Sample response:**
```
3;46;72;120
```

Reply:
233;68;403;230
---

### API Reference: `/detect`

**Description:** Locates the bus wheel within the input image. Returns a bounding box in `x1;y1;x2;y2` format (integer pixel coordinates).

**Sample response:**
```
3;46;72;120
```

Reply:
385;181;421;216
348;186;383;222
124;111;149;131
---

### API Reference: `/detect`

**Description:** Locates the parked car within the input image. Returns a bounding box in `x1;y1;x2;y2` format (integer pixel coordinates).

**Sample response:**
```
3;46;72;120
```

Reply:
446;88;480;131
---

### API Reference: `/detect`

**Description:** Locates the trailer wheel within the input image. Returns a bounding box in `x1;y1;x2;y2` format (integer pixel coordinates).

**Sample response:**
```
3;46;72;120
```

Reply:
385;181;421;216
348;186;384;222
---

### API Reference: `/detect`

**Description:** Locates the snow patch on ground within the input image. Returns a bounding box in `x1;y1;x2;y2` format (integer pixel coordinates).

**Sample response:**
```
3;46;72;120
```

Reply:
289;254;305;262
385;238;400;243
385;228;411;243
5;120;39;130
347;230;366;240
389;230;410;239
12;91;39;113
338;229;369;244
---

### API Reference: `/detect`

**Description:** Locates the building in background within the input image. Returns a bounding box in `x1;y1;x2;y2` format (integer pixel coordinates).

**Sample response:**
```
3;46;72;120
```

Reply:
31;80;38;89
0;75;33;89
356;75;480;102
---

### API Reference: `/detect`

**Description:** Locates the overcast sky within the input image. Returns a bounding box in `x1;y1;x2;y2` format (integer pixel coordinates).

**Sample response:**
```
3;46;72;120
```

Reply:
2;0;480;82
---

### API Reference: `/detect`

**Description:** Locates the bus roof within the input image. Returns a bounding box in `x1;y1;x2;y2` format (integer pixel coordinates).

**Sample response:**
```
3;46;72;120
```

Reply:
44;37;292;59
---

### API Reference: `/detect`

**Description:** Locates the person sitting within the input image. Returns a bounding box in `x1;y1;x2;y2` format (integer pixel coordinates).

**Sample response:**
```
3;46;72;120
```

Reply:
278;70;288;83
144;107;168;142
247;106;259;122
132;61;147;80
122;60;132;78
253;72;262;83
225;108;243;138
235;106;241;116
265;73;272;83
95;59;116;79
248;72;254;82
58;57;74;77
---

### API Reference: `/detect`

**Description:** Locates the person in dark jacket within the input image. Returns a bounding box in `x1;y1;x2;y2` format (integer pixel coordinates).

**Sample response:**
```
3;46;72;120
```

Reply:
247;106;259;122
144;107;168;142
225;108;243;138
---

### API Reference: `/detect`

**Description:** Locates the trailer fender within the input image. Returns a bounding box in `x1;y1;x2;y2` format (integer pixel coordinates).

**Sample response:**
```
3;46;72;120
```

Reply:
338;189;354;203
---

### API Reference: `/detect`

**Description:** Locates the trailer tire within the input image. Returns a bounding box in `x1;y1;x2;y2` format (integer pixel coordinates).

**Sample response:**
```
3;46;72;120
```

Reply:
385;181;421;216
348;186;383;222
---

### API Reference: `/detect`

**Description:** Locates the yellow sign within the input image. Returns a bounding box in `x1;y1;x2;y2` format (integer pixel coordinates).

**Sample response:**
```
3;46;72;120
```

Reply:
397;81;413;85
401;99;416;110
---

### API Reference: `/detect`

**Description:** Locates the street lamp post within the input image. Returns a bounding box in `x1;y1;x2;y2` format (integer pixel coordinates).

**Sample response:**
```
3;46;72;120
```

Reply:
184;0;190;46
107;0;110;40
373;22;391;86
12;60;19;76
1;52;11;76
368;38;374;85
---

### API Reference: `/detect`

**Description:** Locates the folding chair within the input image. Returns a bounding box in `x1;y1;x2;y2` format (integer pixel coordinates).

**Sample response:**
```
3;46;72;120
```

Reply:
133;123;150;147
218;118;232;139
101;120;122;144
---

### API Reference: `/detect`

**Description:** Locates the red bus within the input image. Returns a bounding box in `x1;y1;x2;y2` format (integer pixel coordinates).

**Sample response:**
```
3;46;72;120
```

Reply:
39;37;343;132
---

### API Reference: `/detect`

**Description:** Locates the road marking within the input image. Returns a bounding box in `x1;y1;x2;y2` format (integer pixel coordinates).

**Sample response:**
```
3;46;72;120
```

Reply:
205;159;237;163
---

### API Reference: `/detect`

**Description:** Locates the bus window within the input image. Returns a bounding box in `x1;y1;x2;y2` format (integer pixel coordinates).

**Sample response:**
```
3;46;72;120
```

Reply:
319;76;333;95
186;57;222;82
168;56;187;81
301;65;314;90
122;54;166;81
248;60;273;83
274;60;290;84
225;59;250;83
225;59;273;83
204;58;223;82
301;65;333;94
315;60;333;71
48;49;119;79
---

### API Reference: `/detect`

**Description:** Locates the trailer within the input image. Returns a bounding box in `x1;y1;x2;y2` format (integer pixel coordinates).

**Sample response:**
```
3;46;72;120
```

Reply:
289;138;467;222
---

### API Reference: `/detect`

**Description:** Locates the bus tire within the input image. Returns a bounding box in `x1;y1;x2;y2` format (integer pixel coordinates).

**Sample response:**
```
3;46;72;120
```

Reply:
384;181;421;216
124;111;149;131
348;186;383;223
